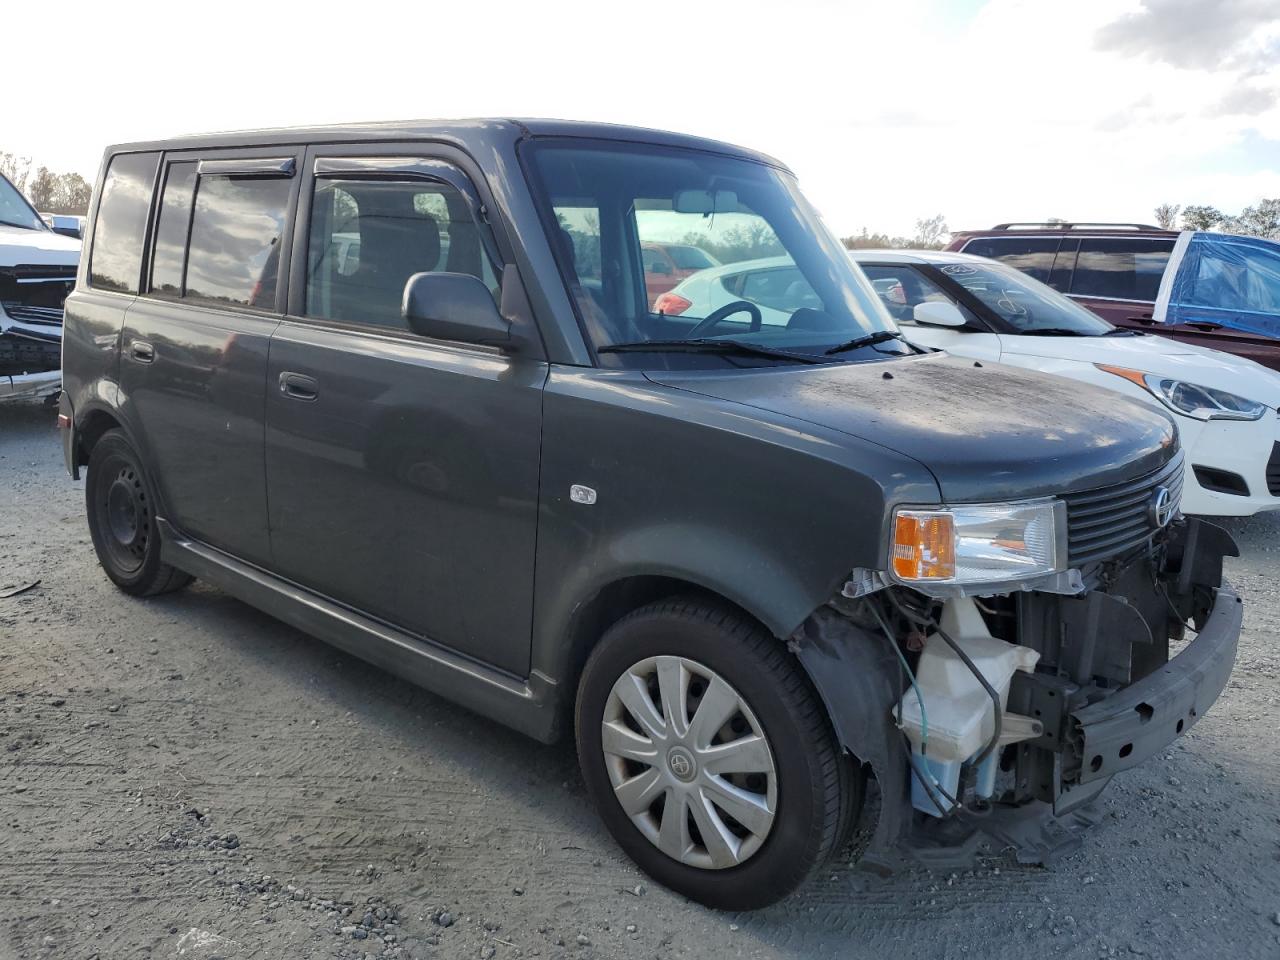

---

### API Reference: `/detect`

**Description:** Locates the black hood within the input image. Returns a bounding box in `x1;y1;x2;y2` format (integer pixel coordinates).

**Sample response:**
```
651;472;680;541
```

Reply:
646;353;1178;503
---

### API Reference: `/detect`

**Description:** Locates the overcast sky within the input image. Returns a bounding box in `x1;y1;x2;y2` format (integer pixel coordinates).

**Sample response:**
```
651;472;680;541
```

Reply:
6;0;1279;236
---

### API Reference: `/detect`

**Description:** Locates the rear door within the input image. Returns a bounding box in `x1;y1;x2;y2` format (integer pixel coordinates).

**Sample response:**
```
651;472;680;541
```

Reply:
1064;236;1173;326
263;144;546;675
119;149;300;567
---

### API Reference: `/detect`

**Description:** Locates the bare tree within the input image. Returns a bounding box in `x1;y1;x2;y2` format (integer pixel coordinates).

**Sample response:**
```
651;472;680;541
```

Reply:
0;151;33;192
1153;203;1181;230
912;214;949;249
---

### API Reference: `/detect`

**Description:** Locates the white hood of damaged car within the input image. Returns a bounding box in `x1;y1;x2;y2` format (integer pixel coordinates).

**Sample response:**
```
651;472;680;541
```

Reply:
0;224;81;268
1003;330;1280;409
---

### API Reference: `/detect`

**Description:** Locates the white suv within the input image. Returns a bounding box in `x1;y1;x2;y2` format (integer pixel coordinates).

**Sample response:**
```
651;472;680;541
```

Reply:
0;172;80;402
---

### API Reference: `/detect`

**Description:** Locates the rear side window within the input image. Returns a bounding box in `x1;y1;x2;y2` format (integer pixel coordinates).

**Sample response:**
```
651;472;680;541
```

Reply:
184;175;292;309
960;236;1058;284
88;152;159;293
1072;238;1172;301
305;177;497;331
149;162;197;295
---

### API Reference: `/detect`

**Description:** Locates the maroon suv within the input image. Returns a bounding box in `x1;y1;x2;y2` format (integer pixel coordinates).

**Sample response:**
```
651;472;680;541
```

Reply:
945;222;1280;370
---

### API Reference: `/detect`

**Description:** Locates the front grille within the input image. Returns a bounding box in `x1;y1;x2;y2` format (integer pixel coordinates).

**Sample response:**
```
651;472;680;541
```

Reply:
0;264;76;327
1062;452;1184;567
2;303;64;325
1267;442;1280;497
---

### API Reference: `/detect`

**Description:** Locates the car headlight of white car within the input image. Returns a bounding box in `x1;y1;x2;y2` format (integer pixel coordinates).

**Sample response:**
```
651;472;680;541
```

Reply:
889;499;1066;588
1096;364;1268;422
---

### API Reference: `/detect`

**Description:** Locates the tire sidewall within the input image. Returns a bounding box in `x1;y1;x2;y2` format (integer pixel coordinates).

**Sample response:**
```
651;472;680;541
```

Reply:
576;605;834;909
86;430;166;594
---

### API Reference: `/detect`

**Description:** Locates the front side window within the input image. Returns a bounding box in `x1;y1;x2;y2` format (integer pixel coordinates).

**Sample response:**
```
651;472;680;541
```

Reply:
0;174;44;231
525;140;900;365
305;177;497;331
1071;238;1172;302
960;236;1059;284
859;264;978;326
89;152;160;293
184;174;291;309
933;260;1112;335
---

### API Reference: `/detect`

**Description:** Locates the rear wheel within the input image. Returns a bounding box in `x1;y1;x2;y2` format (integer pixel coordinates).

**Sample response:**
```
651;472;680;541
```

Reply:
86;429;192;597
576;597;858;909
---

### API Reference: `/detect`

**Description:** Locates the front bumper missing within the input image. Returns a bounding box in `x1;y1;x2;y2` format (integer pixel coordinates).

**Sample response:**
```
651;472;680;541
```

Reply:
797;555;1242;873
1071;583;1240;785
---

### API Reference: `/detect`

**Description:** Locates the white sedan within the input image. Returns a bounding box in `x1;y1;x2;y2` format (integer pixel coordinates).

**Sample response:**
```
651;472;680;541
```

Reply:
851;249;1280;517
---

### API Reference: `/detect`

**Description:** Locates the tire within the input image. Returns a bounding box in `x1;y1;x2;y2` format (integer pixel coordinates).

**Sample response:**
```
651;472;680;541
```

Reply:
575;597;859;909
85;429;193;597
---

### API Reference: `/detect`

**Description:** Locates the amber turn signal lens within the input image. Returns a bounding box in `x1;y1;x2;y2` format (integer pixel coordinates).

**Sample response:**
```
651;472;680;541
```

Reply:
891;511;956;581
1095;364;1149;389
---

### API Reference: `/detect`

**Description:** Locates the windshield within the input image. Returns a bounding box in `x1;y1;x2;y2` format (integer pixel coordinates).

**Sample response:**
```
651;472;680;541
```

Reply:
523;140;904;365
0;174;45;231
934;260;1113;335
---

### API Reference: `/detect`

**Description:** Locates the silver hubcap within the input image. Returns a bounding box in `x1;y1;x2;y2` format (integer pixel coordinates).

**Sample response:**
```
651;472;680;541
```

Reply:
601;655;777;870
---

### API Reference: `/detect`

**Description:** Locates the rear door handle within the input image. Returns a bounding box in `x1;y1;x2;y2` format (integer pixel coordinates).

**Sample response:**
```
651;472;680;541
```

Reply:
130;339;155;363
278;371;319;401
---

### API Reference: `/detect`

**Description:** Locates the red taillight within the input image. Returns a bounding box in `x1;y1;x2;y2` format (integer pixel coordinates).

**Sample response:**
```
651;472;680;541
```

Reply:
57;414;71;430
654;292;692;315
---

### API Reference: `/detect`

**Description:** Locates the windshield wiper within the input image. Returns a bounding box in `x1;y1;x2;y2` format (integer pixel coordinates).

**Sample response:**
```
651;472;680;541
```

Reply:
598;338;831;364
0;219;39;231
1021;327;1089;337
1102;327;1139;336
824;330;909;356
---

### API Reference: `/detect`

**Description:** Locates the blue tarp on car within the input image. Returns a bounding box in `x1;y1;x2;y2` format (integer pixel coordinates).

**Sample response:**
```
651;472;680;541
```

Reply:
1166;232;1280;339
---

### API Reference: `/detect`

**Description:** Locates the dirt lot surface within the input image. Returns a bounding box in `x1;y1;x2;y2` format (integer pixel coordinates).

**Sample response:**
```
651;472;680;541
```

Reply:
2;399;1279;960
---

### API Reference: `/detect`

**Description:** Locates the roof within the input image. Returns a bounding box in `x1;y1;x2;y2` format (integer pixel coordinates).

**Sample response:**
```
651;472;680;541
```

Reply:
849;248;985;265
103;118;788;172
950;222;1179;239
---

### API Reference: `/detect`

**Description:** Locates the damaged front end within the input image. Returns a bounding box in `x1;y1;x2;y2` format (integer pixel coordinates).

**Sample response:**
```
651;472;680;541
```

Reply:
0;264;74;402
793;460;1242;872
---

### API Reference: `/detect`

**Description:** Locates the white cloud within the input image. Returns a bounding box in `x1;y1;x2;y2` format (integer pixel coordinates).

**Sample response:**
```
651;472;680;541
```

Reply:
4;0;1280;236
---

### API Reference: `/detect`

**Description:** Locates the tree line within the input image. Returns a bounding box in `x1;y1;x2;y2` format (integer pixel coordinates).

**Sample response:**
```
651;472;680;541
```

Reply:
1153;199;1280;238
841;215;949;251
0;150;93;216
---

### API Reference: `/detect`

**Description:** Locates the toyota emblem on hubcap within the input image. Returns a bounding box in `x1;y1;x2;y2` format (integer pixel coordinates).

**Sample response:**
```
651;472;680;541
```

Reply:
666;746;697;782
1148;486;1174;529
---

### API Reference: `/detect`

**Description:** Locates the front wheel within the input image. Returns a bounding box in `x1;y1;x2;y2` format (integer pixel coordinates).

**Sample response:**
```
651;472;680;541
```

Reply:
575;598;859;909
85;429;193;597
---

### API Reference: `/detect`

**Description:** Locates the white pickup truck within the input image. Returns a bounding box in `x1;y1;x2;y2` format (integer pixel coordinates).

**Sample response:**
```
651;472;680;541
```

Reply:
1;172;80;402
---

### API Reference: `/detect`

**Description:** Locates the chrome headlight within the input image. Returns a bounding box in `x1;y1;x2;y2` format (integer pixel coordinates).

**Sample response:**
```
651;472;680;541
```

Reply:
1097;365;1268;421
890;499;1066;587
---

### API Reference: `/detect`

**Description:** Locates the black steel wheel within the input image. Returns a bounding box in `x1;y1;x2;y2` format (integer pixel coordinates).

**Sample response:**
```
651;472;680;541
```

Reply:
86;429;192;596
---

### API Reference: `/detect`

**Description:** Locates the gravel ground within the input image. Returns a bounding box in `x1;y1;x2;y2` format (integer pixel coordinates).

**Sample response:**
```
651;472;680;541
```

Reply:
2;399;1279;960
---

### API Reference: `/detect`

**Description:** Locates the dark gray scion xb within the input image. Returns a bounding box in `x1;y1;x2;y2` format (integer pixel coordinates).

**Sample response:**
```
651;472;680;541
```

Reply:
60;120;1242;909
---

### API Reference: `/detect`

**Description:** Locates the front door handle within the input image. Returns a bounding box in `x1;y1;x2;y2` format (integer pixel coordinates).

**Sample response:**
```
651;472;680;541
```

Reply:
278;371;319;401
130;339;155;363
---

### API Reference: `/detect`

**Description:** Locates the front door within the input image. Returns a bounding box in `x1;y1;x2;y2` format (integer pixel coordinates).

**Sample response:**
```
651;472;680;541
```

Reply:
264;146;546;675
858;262;1003;362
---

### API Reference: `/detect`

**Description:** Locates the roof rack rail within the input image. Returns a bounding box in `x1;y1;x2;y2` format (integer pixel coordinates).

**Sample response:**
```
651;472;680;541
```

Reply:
991;221;1163;231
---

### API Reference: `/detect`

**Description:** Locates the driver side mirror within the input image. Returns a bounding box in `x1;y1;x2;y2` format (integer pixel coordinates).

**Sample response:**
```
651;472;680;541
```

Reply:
912;300;967;328
402;272;513;349
648;260;673;276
